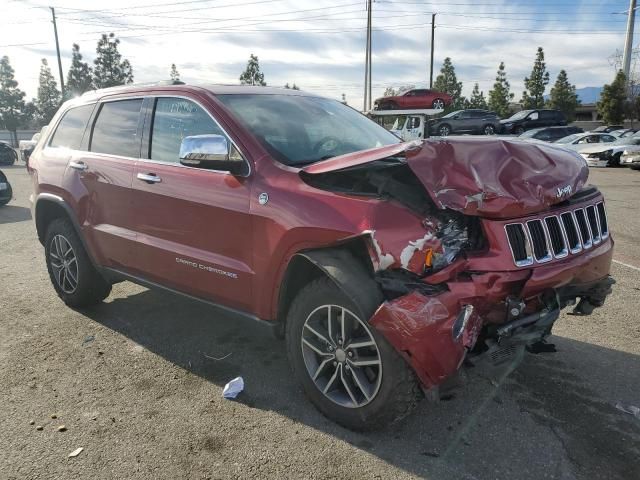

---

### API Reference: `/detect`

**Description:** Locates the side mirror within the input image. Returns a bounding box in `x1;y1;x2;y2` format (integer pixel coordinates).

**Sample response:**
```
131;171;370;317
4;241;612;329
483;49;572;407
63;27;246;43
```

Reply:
179;134;247;175
453;115;460;119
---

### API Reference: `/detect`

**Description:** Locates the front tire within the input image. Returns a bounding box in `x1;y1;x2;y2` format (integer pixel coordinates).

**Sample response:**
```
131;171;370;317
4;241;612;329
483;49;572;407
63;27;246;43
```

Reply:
515;126;525;135
285;277;421;431
44;218;111;307
607;152;622;167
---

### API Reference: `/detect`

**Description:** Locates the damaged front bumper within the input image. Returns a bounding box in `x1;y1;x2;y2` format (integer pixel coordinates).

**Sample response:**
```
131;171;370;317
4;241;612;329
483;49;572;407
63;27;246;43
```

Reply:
368;238;615;389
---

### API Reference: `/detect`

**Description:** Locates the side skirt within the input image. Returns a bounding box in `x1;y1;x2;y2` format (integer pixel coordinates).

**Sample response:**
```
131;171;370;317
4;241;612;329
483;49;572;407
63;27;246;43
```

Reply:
101;267;280;337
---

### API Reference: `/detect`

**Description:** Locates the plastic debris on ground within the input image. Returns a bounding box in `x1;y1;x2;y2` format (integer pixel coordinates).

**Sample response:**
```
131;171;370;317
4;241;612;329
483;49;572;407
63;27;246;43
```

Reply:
615;401;640;419
222;377;244;399
68;447;83;458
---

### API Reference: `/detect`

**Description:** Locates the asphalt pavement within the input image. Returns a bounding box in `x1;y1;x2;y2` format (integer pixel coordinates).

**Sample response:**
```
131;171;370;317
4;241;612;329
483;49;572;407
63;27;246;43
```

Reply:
1;163;639;480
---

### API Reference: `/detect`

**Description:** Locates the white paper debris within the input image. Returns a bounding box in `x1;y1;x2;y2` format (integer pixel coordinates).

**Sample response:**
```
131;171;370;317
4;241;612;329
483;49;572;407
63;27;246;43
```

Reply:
68;447;84;458
222;376;244;399
615;401;640;419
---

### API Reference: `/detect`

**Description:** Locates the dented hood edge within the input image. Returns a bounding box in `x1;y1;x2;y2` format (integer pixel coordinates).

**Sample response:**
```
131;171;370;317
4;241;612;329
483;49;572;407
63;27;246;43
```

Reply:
300;140;422;174
301;138;590;219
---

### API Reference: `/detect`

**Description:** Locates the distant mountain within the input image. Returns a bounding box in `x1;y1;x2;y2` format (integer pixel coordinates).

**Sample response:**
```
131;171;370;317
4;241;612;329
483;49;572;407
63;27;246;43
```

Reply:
544;86;602;104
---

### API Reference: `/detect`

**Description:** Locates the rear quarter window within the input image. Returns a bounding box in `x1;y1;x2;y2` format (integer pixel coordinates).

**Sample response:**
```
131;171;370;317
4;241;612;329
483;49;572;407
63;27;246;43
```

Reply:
49;104;94;150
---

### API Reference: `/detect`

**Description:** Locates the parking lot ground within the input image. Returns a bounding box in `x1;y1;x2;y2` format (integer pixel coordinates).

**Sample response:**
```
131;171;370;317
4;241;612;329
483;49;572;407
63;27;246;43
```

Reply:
1;164;639;480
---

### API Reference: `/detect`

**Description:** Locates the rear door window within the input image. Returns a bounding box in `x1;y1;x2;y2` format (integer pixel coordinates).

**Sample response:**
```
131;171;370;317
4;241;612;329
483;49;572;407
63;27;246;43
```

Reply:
49;104;94;150
149;97;227;164
90;99;143;158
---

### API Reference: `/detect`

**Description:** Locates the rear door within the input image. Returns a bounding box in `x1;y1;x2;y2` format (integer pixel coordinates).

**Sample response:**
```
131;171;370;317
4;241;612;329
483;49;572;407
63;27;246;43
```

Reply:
60;99;142;269
129;95;253;312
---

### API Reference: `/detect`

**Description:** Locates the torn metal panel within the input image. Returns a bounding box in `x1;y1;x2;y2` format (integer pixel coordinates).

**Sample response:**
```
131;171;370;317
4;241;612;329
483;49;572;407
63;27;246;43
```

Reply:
369;290;483;387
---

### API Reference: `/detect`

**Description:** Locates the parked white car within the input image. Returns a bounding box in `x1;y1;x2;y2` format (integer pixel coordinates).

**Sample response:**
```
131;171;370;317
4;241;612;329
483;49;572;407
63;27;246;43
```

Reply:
553;132;618;152
389;115;425;141
574;134;640;167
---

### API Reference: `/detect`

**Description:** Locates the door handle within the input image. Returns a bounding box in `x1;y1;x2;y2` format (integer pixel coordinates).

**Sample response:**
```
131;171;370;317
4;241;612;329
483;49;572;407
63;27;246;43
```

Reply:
69;160;87;171
137;172;162;184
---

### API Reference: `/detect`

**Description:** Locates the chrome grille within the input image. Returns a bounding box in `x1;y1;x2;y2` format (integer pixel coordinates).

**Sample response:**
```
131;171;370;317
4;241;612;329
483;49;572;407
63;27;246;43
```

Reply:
505;202;609;267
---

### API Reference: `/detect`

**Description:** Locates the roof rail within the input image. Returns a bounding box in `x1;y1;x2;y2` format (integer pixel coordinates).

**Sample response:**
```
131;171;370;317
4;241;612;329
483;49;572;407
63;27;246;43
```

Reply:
81;80;185;96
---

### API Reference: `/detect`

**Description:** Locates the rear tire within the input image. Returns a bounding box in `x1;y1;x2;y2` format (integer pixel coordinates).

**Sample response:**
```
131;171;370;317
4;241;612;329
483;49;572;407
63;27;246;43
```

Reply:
483;124;496;135
285;277;421;431
432;98;445;110
44;218;111;307
438;124;451;136
515;126;525;135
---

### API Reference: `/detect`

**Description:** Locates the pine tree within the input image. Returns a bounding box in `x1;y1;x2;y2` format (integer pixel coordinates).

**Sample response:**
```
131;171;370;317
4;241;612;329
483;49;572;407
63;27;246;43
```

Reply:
597;70;627;124
0;56;28;144
547;70;580;122
170;63;180;83
66;44;93;97
35;59;61;125
93;33;133;89
284;82;290;89
521;47;550;109
292;83;300;90
433;57;463;109
488;62;514;117
468;83;488;109
239;54;266;86
383;86;397;97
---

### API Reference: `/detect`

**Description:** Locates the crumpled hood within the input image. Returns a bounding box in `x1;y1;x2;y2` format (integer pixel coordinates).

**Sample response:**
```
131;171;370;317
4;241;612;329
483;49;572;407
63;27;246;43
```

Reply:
301;137;589;219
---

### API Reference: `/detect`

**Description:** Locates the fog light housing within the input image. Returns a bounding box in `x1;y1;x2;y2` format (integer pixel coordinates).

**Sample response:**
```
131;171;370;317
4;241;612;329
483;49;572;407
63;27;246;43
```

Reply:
452;305;474;340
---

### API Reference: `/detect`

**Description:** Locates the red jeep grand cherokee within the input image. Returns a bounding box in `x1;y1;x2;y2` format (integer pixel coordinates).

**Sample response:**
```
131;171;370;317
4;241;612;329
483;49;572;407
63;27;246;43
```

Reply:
29;84;614;430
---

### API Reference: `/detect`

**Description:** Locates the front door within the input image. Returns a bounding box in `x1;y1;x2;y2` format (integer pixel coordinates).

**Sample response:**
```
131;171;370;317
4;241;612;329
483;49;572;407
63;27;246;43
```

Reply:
129;96;253;312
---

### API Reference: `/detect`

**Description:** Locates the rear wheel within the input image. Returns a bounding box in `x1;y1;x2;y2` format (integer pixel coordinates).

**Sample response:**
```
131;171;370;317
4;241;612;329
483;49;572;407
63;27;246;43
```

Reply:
438;124;451;136
432;98;445;110
44;218;111;307
285;277;421;431
515;126;525;135
483;124;496;135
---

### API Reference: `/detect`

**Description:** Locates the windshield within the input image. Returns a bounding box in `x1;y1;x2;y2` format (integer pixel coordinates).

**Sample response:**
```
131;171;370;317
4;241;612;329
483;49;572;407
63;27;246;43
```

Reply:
555;133;582;144
217;94;400;166
442;110;461;119
505;110;532;121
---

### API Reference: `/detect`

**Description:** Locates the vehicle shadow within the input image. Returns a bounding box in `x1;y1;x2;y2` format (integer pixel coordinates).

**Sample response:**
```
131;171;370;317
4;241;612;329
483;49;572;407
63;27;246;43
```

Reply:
0;205;32;224
83;286;640;480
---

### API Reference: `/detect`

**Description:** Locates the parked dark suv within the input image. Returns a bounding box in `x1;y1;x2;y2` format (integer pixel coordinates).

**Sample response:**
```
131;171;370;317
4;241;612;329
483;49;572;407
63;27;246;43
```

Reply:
519;126;584;142
29;84;614;430
428;109;501;136
500;109;566;134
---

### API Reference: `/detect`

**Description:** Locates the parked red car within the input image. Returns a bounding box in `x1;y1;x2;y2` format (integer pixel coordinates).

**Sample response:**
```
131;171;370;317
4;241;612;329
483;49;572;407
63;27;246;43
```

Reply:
29;84;614;430
374;88;452;110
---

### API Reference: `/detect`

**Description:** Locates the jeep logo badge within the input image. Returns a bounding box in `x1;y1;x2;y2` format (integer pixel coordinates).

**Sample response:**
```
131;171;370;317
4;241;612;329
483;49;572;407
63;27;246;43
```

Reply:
258;192;269;205
556;185;572;198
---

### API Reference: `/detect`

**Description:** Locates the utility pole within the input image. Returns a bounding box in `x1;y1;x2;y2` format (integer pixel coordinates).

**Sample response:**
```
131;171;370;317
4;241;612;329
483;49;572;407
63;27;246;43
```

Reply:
363;0;370;110
363;0;372;111
429;13;436;89
50;7;65;96
367;0;372;111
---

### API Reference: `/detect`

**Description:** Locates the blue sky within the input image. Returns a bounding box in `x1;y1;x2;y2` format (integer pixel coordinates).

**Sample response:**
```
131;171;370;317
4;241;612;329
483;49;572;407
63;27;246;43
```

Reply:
0;0;634;108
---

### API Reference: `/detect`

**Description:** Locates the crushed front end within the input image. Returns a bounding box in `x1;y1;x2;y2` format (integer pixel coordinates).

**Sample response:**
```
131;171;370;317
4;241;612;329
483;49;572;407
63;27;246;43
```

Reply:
368;186;614;389
301;138;615;390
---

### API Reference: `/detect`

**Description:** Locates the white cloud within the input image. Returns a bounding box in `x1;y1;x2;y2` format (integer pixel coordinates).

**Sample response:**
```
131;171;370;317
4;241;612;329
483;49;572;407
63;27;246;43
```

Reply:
0;0;630;108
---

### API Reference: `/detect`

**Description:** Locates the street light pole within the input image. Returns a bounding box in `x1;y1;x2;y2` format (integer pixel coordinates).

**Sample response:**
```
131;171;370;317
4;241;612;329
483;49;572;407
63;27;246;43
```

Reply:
363;0;370;111
623;0;637;82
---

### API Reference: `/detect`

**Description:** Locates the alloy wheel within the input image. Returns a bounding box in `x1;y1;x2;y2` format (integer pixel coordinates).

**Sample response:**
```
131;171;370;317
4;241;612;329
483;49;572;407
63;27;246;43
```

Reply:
484;125;495;135
301;304;382;408
432;99;445;109
439;126;450;136
49;234;78;294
